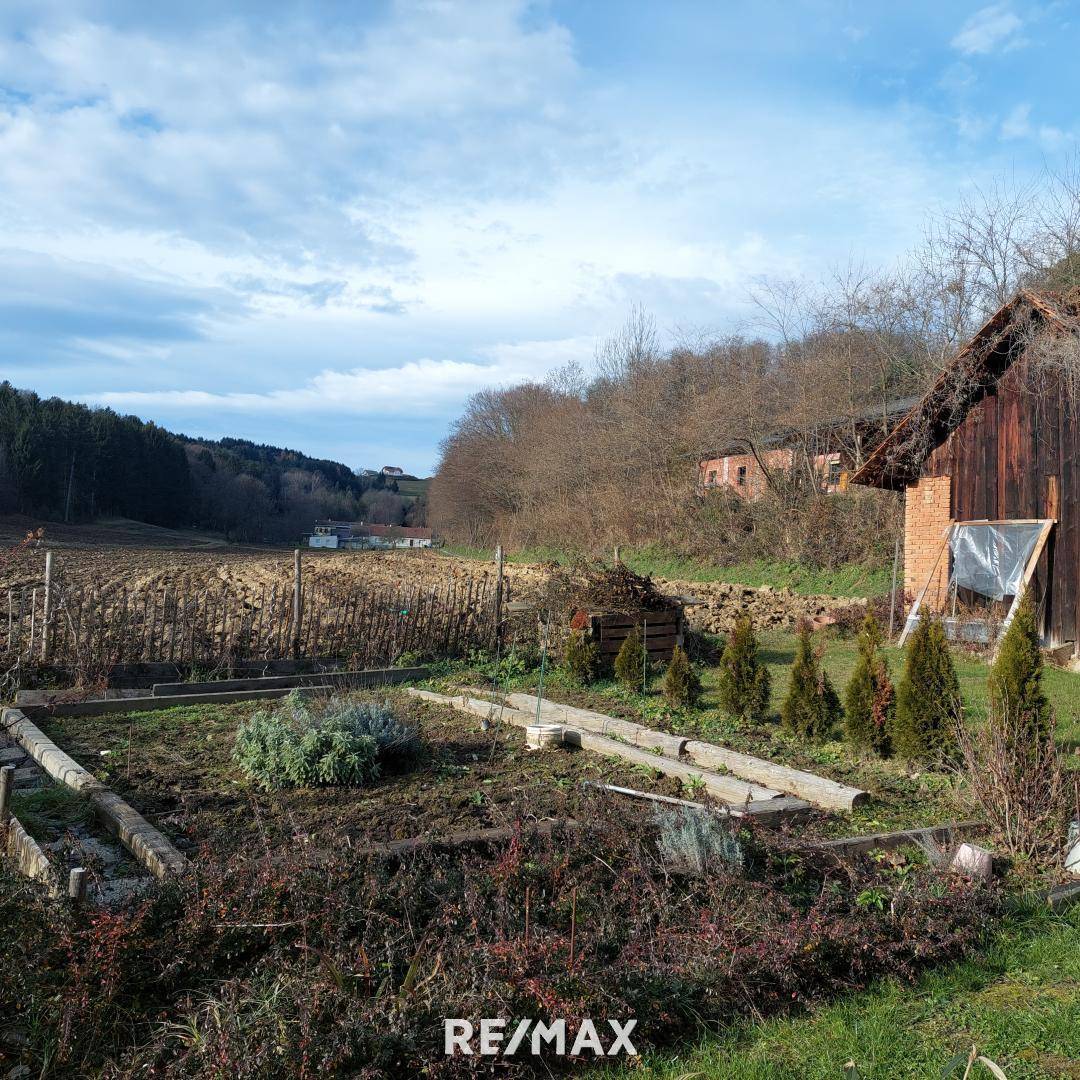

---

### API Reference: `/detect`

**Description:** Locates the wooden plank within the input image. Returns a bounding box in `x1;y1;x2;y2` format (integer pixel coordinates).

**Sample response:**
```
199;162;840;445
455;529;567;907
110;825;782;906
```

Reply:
18;686;335;719
406;690;782;807
582;782;812;826
813;820;984;858
151;666;428;697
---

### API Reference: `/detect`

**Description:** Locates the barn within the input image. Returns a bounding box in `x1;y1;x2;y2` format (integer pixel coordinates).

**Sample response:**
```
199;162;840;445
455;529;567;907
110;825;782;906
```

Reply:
851;289;1080;655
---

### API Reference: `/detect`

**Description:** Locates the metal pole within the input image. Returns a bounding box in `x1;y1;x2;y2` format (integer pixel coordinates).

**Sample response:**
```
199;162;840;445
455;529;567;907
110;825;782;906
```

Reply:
292;549;303;659
494;545;504;645
41;551;53;663
887;534;901;641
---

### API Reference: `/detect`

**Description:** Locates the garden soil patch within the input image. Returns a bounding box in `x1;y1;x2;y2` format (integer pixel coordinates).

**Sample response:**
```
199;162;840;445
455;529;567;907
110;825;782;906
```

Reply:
35;691;684;854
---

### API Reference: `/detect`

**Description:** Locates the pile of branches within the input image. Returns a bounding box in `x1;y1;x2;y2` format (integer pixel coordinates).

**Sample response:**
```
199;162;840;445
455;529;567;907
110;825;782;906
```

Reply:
544;558;673;616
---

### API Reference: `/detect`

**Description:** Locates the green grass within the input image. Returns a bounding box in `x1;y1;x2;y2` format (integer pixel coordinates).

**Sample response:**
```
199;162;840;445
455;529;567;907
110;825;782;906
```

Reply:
597;905;1080;1080
10;785;95;843
439;545;891;597
394;477;430;500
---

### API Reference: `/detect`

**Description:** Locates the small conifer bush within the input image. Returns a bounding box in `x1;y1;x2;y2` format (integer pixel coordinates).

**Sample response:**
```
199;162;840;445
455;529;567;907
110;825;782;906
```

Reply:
988;594;1050;740
234;693;420;790
893;616;960;762
844;611;895;755
562;629;599;684
662;644;701;708
614;626;647;689
716;614;771;723
781;626;841;741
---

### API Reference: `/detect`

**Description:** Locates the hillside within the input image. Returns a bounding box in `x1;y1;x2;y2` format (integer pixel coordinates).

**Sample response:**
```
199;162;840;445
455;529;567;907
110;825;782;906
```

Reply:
0;382;417;542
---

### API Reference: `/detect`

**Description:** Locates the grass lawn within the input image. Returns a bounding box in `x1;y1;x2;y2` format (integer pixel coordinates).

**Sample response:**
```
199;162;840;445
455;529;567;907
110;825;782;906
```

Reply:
440;545;892;597
470;627;1080;835
597;904;1080;1080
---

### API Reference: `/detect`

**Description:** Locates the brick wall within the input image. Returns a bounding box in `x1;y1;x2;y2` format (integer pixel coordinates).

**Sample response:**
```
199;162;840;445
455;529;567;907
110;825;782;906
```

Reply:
699;448;794;498
904;475;952;608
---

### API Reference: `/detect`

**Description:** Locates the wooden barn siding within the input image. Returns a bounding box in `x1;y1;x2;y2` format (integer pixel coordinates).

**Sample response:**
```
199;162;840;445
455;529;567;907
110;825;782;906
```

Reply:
923;356;1078;649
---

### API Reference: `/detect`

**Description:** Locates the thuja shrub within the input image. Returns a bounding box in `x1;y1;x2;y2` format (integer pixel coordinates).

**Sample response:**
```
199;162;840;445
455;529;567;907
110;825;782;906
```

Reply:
662;644;701;708
613;626;646;689
2;795;1001;1080
717;614;771;723
561;628;599;684
233;692;420;790
844;611;894;755
781;626;842;741
988;594;1051;741
894;616;961;763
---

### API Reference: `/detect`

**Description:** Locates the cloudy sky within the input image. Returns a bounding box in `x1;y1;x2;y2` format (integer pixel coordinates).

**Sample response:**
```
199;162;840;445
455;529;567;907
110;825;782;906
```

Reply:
2;1;1076;474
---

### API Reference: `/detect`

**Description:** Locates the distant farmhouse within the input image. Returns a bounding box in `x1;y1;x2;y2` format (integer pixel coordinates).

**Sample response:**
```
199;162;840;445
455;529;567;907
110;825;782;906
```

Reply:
698;397;919;499
380;465;406;477
308;521;433;550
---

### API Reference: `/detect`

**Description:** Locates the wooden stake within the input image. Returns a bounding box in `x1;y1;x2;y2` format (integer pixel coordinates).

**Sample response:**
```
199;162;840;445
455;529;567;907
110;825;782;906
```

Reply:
41;551;53;662
569;886;577;968
292;549;303;659
0;764;13;825
68;867;87;906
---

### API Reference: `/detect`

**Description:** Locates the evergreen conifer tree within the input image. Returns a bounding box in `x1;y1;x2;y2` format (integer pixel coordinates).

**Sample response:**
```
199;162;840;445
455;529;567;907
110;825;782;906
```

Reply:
716;614;771;723
781;626;841;740
614;626;646;690
894;616;961;762
988;595;1050;740
663;643;701;708
844;611;895;755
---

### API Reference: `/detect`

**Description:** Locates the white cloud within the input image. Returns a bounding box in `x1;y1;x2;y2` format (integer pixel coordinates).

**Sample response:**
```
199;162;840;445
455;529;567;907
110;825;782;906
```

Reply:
88;337;596;416
1001;102;1032;139
951;5;1024;55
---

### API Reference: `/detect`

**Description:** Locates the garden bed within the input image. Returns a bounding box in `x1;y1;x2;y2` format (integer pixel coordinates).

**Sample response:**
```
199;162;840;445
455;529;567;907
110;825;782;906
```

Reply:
34;691;685;854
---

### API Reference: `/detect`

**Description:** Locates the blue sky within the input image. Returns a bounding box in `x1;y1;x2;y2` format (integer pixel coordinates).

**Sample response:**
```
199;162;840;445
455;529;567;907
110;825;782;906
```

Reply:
2;1;1077;475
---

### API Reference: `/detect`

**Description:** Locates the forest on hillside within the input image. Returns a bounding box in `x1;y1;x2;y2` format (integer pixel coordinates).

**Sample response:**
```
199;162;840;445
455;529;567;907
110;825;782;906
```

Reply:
431;163;1080;572
0;384;426;542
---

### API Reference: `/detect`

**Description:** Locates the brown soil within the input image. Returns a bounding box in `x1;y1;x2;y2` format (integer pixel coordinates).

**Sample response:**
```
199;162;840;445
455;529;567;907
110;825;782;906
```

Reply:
36;691;684;854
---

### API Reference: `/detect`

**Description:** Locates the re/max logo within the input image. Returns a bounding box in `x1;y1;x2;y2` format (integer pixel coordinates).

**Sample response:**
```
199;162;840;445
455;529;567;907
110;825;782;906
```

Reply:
444;1018;638;1057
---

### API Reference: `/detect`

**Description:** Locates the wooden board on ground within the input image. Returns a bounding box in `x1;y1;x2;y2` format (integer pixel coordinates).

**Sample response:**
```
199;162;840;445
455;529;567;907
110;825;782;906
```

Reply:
505;692;869;813
406;689;796;810
18;685;333;719
150;666;428;697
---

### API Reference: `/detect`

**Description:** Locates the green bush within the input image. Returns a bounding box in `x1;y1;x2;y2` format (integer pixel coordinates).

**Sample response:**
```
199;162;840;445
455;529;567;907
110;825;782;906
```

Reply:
844;611;894;755
562;628;599;684
781;626;842;741
233;693;419;790
894;616;960;762
614;626;646;689
717;614;771;723
662;643;701;708
988;595;1051;740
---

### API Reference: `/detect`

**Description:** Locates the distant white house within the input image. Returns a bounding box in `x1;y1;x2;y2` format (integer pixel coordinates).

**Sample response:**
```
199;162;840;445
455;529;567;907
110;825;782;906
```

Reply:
308;521;432;550
380;465;405;477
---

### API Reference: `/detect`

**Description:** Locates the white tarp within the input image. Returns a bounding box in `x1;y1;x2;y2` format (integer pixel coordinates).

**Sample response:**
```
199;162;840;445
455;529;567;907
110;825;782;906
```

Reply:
948;522;1045;601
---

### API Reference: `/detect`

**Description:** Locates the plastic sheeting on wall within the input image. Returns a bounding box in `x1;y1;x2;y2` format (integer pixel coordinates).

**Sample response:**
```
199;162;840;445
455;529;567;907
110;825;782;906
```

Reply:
948;522;1045;601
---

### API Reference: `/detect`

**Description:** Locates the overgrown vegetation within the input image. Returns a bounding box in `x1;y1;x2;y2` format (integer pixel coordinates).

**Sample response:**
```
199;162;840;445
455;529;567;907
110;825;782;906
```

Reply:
234;693;420;790
717;615;771;723
894;616;961;763
0;803;1001;1078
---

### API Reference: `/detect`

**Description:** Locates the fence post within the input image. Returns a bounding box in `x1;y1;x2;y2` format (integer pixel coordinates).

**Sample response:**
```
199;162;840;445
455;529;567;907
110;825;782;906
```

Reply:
0;764;13;826
494;544;504;646
41;551;53;663
292;548;303;659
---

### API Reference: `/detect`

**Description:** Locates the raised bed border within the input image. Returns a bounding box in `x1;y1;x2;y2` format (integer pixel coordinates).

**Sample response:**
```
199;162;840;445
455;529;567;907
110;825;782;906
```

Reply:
2;708;188;879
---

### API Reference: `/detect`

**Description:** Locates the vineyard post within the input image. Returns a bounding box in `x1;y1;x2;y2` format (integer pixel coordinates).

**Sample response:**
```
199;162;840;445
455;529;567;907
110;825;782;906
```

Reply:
292;549;303;659
41;550;53;663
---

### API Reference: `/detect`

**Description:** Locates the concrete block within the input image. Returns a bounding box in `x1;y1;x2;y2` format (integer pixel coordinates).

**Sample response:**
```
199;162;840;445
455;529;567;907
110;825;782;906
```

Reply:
951;842;993;880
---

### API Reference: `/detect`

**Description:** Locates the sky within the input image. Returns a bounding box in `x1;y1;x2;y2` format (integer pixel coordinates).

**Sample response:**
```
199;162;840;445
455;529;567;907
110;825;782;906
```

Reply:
2;1;1078;475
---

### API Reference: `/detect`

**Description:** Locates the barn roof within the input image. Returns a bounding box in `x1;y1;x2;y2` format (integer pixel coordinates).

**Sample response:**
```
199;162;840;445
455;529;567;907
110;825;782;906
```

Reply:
849;289;1080;491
